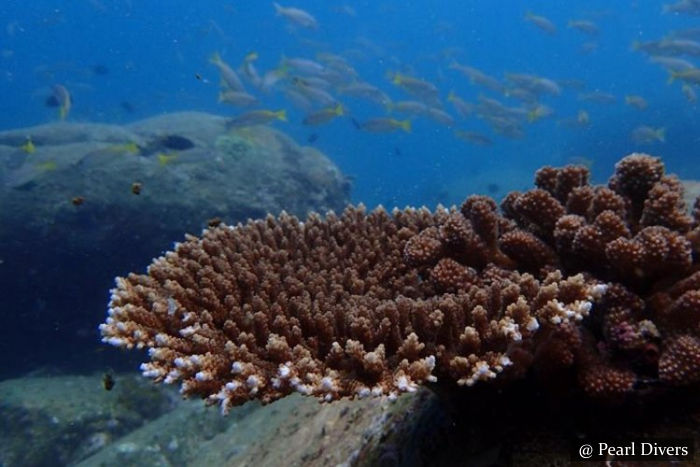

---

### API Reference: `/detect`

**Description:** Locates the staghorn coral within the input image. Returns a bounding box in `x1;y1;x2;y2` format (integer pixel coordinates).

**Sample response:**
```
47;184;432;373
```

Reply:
101;153;700;412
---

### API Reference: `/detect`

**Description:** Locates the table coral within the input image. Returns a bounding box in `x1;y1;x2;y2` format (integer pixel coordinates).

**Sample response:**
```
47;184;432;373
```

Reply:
100;153;700;413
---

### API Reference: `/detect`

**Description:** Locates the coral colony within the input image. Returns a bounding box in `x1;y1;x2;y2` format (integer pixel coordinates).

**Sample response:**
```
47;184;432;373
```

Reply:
100;154;700;414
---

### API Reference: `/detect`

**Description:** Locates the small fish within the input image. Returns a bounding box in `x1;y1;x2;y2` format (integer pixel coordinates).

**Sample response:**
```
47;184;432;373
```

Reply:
35;160;57;171
505;73;561;96
120;101;135;113
424;107;455;126
210;52;246;93
159;135;194;151
453;130;492;146
524;12;556;35
447;91;474;119
307;133;319;143
302;103;344;125
273;2;318;29
102;372;115;391
218;90;258;107
682;84;697;103
131;182;142;195
649;56;694;72
227;109;287;128
389;72;440;104
577;110;590;125
360;118;411;133
72;196;85;206
282;57;326;76
567;20;599;35
625;95;648;110
449;62;505;94
631;126;665;144
20;136;36;154
578;91;616;104
207;217;223;228
527;104;554;122
91;64;109;75
663;1;700;15
157;152;178;166
240;52;262;88
51;84;72;120
668;68;700;86
102;142;140;155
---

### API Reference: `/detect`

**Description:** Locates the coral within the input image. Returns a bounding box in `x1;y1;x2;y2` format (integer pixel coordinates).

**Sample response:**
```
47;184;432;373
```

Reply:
100;153;700;412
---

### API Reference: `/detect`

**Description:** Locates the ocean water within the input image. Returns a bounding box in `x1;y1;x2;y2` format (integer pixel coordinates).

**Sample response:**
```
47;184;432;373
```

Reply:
1;1;700;464
3;1;699;207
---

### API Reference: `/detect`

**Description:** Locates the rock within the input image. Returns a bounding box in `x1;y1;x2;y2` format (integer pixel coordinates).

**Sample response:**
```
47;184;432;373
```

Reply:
0;374;176;466
0;112;351;377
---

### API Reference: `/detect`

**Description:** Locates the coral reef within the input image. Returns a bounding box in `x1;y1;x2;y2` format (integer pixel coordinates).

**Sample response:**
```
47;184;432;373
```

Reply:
100;153;700;413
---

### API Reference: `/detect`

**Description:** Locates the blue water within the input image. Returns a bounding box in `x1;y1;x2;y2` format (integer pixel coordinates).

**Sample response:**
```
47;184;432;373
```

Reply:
2;0;699;209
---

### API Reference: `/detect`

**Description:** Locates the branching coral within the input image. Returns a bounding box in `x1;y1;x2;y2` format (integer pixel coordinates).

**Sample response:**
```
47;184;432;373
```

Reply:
100;153;700;412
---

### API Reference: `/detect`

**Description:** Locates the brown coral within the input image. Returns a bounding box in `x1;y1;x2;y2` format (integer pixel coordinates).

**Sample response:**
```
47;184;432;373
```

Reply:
100;153;700;411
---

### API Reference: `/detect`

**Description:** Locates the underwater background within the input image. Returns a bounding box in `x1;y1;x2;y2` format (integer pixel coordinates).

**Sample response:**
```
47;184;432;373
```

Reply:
1;1;700;465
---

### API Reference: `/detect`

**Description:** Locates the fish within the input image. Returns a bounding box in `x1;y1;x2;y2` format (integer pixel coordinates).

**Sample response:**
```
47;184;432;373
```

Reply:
579;42;599;55
631;126;665;144
339;82;392;107
663;0;700;15
91;64;109;75
577;110;590;125
307;133;319;143
131;182;142;195
625;95;648;110
558;110;590;129
389;72;440;105
120;101;135;113
210;52;246;93
102;372;115;391
359;118;411;133
524;12;557;34
449;62;505;94
291;77;337;106
567;20;599;35
668;68;700;85
207;217;223;228
273;3;318;29
447;91;474;118
240;52;262;89
72;196;85;206
227;109;287;128
505;73;561;96
157;152;178;166
218;90;258;107
578;91;616;104
423;107;455;126
20;137;35;154
158;135;194;151
281;57;326;76
648;56;695;72
527;104;554;122
51;84;71;120
453;130;493;146
302;103;344;125
682;84;697;103
104;142;141;155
